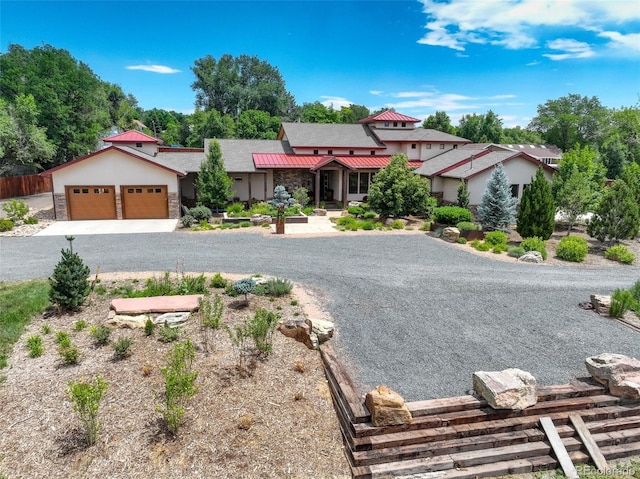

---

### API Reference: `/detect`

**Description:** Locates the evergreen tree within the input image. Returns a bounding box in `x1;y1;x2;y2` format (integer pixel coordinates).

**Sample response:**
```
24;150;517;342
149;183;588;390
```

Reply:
477;163;517;231
456;180;470;209
49;236;90;312
196;139;232;211
587;179;640;245
516;167;555;240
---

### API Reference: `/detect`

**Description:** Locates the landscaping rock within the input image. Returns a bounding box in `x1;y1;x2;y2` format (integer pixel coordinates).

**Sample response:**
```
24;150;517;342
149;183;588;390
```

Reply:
365;385;412;427
384;218;408;227
518;251;543;263
340;210;350;216
473;368;538;410
154;312;190;328
441;227;460;243
104;314;150;329
250;214;272;226
309;318;335;344
110;295;203;314
278;319;313;349
585;353;640;386
313;208;327;216
590;295;611;316
609;373;640;399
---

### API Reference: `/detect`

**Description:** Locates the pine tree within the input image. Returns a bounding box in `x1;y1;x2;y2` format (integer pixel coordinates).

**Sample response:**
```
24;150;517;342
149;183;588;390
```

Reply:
49;237;90;312
516;167;555;240
587;179;640;245
477;163;517;231
196;139;233;211
456;180;470;209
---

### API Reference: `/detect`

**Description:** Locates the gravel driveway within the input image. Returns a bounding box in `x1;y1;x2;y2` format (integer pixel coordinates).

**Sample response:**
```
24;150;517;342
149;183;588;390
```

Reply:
1;231;638;401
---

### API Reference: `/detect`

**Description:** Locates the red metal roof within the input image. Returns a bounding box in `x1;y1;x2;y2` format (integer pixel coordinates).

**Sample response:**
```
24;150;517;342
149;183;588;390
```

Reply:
253;153;422;170
359;111;421;124
103;130;160;143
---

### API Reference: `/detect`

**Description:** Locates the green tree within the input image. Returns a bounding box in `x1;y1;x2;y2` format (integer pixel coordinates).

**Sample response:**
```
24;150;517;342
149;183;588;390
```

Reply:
196;139;232;211
501;126;543;144
456;113;483;142
552;144;606;209
299;102;342;123
49;237;91;312
339;104;370;123
186;109;235;147
552;163;593;235
368;153;433;218
479;110;503;143
528;94;607;151
236;109;280;139
191;54;295;118
456;180;470;209
587;179;640;245
516;167;555;240
477;163;517;231
104;83;139;131
621;162;640;205
422;111;455;134
0;94;55;176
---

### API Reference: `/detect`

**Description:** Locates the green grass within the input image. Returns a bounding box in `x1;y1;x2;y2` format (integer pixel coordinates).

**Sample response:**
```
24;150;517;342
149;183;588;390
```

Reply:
0;280;50;369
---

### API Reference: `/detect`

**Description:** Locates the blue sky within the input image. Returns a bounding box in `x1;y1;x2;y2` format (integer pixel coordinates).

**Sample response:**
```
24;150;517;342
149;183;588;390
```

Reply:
1;0;639;127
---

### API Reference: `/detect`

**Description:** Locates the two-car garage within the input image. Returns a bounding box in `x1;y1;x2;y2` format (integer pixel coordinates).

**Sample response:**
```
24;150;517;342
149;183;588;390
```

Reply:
65;184;169;220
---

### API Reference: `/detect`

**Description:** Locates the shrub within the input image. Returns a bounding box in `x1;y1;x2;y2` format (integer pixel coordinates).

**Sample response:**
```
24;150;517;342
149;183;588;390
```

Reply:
176;273;207;295
470;239;481;249
456;221;480;231
224;283;239;297
59;343;80;365
189;205;212;223
199;294;224;330
556;235;588;262
475;242;492;252
0;218;14;232
507;246;526;258
264;277;293;297
26;335;44;358
363;211;376;220
631;280;640;303
604;244;635;264
457;237;467;244
158;325;180;343
347;206;364;217
67;376;108;445
24;216;38;225
520;236;548;260
247;308;280;354
302;206;315;216
433;206;473;225
248;202;273;216
144;318;156;336
180;215;195;228
210;272;227;288
391;220;405;229
492;244;506;254
239;221;251;228
42;323;52;334
226;202;245;216
362;221;374;230
484;231;508;246
158;339;198;434
49;237;91;312
292;186;310;208
336;215;357;226
90;326;111;346
73;320;87;331
112;337;133;360
233;277;256;303
1;199;29;223
55;330;71;347
477;163;517;231
610;289;637;318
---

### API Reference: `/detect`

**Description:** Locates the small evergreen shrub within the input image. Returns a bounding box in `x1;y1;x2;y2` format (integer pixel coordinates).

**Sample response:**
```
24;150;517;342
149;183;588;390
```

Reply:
507;246;526;258
210;272;227;288
631;280;640;303
604;244;635;264
239;221;251;228
336;216;357;226
475;242;492;251
556;235;588;262
49;237;91;312
492;244;506;254
292;186;310;208
363;211;376;220
362;221;374;230
226;202;245;216
180;215;195;228
90;326;111;346
457;237;467;244
470;239;481;249
24;216;39;225
433;206;473;225
347;206;364;217
233;277;256;303
264;277;293;297
520;236;548;260
158;325;180;343
26;335;44;358
1;199;29;223
0;218;14;232
112;337;133;360
144;318;156;336
189;205;212;222
391;220;405;229
456;221;480;231
67;376;108;445
59;343;80;365
484;231;508;246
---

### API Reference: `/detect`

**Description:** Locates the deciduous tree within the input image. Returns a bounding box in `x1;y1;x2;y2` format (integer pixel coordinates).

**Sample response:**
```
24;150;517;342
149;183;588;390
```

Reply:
423;111;455;134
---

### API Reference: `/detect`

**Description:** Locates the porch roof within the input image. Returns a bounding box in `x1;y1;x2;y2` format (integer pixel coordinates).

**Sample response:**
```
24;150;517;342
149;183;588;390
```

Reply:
252;153;422;170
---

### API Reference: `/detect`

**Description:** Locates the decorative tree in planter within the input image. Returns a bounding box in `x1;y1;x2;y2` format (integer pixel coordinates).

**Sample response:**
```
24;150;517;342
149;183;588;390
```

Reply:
268;185;295;234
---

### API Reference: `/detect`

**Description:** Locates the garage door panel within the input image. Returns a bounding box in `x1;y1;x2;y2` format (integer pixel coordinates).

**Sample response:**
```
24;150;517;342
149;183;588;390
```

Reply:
66;186;116;220
121;185;168;219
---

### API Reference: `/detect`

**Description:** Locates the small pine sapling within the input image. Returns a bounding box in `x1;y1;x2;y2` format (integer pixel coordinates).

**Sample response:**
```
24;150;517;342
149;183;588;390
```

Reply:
49;236;91;312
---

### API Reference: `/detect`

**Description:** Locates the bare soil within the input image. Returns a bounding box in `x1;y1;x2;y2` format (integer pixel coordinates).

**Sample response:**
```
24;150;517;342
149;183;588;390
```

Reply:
0;273;350;479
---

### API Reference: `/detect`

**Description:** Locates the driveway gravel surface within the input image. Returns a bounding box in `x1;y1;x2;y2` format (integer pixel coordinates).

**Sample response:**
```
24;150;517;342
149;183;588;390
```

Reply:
1;231;638;401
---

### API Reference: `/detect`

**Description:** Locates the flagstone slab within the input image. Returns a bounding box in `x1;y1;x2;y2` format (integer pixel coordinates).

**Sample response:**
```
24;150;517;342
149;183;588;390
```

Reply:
110;295;204;314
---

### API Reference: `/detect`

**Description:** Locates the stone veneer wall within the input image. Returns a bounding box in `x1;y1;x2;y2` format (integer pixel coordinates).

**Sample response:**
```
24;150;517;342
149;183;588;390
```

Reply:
53;194;68;220
115;194;123;219
168;192;180;219
273;170;315;193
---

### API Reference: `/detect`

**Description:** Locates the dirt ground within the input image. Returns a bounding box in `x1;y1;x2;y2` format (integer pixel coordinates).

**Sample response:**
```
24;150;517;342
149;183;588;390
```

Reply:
0;273;350;479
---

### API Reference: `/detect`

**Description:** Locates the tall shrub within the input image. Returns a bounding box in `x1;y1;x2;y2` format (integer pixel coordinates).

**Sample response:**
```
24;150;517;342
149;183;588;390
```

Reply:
516;167;555;240
49;236;90;312
456;180;470;209
196;139;233;211
477;163;517;231
587;179;640;245
67;376;108;446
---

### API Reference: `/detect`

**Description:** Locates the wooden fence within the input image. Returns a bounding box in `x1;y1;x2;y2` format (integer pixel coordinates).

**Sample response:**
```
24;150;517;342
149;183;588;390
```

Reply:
0;174;52;199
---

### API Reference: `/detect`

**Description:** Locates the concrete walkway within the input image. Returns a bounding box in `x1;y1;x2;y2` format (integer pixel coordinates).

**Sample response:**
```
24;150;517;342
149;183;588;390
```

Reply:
35;219;178;236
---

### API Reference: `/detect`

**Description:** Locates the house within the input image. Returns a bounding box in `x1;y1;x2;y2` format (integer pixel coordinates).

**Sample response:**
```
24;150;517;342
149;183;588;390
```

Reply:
413;144;556;205
41;111;556;220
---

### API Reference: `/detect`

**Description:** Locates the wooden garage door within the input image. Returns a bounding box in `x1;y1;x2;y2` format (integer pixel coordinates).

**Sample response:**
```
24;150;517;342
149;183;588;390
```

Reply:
66;186;117;220
121;185;169;219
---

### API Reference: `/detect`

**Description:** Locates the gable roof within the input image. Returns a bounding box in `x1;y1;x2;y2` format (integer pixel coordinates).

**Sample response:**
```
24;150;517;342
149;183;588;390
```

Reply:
103;130;160;143
40;146;185;177
278;123;384;149
359;111;420;124
252;153;422;170
370;126;471;143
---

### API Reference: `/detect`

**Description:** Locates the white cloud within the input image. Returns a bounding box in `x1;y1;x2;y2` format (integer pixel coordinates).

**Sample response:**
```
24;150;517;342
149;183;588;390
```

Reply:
526;60;541;66
369;90;383;96
126;65;181;74
417;0;640;53
598;31;640;55
543;38;595;61
320;96;352;110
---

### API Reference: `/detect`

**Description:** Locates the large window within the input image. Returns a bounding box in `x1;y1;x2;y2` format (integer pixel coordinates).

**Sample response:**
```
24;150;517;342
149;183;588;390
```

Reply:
510;184;519;198
349;172;374;195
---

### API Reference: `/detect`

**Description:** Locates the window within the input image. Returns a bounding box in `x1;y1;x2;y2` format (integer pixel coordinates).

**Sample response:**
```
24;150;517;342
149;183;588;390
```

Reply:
384;121;389;127
439;144;445;149
359;172;370;194
327;149;333;155
94;188;100;194
426;144;431;149
393;122;398;127
349;172;372;195
348;173;358;194
453;144;458;149
135;188;142;193
82;188;88;194
136;142;142;148
147;188;154;193
313;149;319;155
155;188;161;193
127;188;134;193
73;188;80;194
401;122;406;127
349;150;354;155
411;143;416;149
370;150;376;155
234;177;243;182
510;184;519;198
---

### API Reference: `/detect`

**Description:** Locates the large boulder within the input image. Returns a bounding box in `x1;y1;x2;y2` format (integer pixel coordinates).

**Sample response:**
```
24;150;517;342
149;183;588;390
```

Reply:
518;251;543;263
585;353;640;385
609;373;640;399
278;319;313;349
365;385;412;427
590;295;611;317
473;368;538;410
441;227;460;243
309;318;334;344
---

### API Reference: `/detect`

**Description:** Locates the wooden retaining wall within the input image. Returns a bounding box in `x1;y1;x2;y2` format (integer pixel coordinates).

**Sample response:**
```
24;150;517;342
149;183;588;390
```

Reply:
320;344;640;479
0;174;52;199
